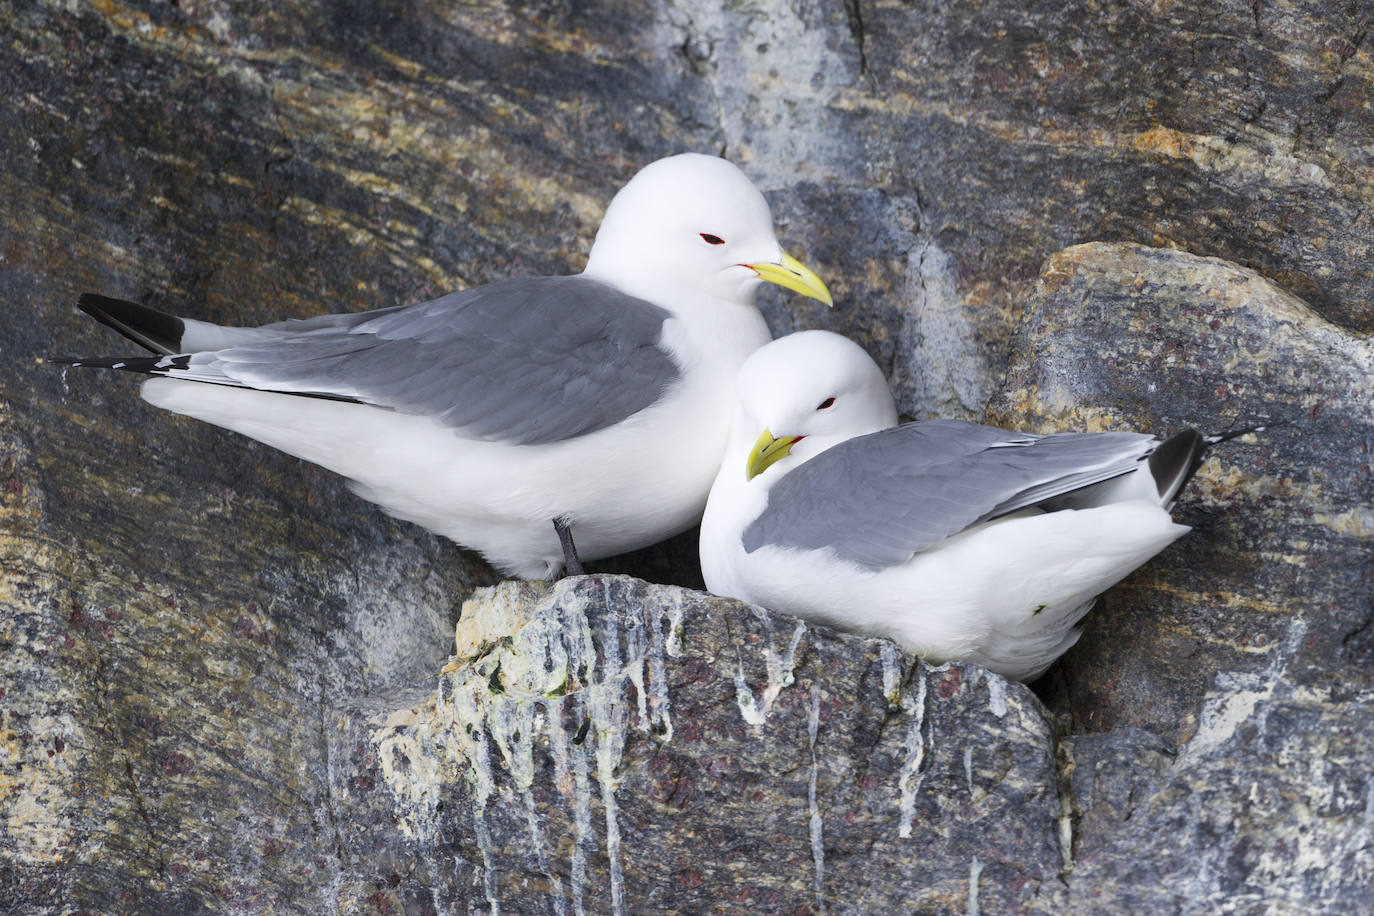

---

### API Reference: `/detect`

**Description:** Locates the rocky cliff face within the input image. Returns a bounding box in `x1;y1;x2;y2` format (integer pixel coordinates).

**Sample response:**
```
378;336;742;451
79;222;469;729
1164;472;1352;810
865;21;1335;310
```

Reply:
369;577;1064;913
3;0;1370;912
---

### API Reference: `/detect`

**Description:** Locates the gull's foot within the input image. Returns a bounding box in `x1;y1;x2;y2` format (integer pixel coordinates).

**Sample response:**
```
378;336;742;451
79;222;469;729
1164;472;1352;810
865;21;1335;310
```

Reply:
552;517;586;578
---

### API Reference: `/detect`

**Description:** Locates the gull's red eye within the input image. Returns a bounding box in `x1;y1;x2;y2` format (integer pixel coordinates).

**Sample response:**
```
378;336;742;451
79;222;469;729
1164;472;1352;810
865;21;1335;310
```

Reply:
817;397;835;410
700;233;725;245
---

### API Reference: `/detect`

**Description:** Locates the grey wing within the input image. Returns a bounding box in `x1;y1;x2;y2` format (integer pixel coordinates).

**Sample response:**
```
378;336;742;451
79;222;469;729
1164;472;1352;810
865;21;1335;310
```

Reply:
742;419;1160;569
156;276;680;446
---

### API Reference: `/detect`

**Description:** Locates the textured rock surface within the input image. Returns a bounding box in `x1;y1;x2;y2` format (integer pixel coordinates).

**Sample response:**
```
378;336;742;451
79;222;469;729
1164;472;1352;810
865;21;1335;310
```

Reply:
990;241;1374;912
3;0;1373;912
1060;673;1374;912
369;577;1063;913
989;242;1374;745
0;393;496;909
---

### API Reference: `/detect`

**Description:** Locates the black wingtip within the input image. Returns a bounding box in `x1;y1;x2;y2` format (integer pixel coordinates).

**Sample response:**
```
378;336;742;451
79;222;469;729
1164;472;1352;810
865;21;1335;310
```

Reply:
1155;423;1270;504
1150;429;1208;503
1204;422;1276;446
76;293;185;355
47;354;189;374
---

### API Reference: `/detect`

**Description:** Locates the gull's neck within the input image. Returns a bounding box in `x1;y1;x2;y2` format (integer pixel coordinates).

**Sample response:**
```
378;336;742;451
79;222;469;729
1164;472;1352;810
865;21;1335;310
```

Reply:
582;264;752;313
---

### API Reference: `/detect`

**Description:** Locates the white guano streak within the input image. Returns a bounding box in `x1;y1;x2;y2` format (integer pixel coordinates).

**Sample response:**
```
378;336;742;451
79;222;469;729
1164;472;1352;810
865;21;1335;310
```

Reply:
880;642;905;708
734;617;808;726
646;590;676;740
376;581;688;916
808;684;826;911
898;670;930;839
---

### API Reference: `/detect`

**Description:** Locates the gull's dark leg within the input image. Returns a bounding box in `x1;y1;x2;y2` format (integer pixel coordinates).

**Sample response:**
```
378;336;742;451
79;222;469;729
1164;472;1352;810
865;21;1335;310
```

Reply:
552;517;585;577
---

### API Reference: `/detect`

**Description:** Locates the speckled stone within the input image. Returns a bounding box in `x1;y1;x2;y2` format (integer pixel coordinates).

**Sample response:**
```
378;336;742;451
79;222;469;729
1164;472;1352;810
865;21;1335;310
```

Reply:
988;242;1374;746
370;576;1064;913
1056;671;1374;912
979;241;1374;913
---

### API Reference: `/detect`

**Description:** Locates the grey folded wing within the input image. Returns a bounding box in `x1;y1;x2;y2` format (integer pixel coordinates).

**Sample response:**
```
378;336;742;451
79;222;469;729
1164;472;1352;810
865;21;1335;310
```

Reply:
742;419;1160;569
159;275;680;446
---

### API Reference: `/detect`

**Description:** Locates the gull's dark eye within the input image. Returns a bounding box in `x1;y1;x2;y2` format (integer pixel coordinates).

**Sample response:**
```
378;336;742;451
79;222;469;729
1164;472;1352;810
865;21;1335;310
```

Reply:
817;397;835;410
700;233;725;245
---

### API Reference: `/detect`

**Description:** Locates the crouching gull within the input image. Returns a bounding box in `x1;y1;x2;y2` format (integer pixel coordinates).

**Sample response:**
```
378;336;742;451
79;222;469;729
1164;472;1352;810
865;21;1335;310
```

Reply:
55;154;832;579
700;330;1257;682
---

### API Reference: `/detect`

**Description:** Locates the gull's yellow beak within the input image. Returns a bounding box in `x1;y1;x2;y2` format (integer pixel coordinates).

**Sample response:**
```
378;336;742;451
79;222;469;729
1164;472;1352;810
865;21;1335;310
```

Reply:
746;251;833;307
746;429;805;481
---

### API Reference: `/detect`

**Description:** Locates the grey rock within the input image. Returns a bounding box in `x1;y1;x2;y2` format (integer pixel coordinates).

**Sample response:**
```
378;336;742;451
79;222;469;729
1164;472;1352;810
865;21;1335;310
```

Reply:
1060;671;1374;912
989;242;1374;746
369;576;1064;914
999;241;1374;914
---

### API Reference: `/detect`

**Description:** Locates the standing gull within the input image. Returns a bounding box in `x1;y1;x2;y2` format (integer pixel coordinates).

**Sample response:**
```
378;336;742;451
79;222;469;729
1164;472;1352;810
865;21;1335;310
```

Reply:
55;154;832;579
701;330;1255;681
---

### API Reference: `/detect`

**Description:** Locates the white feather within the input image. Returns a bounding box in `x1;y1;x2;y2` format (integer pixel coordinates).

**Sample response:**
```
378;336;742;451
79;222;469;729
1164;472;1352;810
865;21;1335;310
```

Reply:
701;331;1196;681
136;154;813;578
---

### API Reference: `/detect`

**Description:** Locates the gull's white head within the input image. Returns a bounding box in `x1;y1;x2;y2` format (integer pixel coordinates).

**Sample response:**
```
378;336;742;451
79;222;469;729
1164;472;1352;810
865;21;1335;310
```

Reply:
735;330;899;480
583;153;832;308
